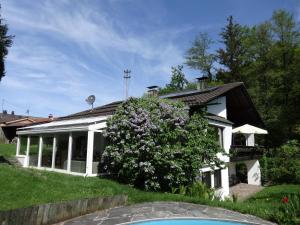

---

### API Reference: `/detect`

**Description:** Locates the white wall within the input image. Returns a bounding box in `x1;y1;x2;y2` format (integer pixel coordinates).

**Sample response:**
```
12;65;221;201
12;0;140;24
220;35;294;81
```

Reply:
215;167;230;199
16;155;26;165
245;159;261;185
207;96;227;118
228;160;262;186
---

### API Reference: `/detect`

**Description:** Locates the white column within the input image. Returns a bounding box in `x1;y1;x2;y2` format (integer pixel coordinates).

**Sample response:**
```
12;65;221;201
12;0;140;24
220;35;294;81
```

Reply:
67;133;73;172
210;172;215;188
245;133;255;146
86;131;94;176
37;136;43;168
16;136;20;156
24;136;31;167
221;167;230;197
51;136;57;169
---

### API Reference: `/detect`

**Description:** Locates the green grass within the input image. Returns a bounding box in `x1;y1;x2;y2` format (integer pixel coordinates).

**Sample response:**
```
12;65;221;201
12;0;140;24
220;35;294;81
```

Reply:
0;144;299;224
0;143;16;157
0;164;208;211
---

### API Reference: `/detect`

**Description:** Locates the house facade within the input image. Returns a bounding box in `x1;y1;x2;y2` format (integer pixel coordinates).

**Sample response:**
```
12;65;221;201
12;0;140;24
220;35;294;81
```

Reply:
15;81;267;199
0;111;50;143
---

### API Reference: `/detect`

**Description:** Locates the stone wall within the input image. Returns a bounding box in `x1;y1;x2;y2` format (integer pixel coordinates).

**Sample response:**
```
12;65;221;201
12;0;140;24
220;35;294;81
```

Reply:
0;195;127;225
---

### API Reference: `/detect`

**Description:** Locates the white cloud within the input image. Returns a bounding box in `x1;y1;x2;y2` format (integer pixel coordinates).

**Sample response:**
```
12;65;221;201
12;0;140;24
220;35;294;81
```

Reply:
0;0;193;116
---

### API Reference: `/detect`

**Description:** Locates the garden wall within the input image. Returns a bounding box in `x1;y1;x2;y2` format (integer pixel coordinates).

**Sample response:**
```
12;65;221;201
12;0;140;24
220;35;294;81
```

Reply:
0;195;127;225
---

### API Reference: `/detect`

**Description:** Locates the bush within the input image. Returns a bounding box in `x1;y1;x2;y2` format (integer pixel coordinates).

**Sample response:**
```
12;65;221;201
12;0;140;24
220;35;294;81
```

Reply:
101;97;224;191
266;140;300;184
172;182;215;200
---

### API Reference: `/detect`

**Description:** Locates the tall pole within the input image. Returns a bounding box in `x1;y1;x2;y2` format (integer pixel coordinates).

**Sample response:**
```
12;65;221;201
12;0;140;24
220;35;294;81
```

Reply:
124;69;131;99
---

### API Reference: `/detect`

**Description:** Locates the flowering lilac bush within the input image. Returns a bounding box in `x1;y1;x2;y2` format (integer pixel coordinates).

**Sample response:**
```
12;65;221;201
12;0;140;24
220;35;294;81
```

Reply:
101;97;224;191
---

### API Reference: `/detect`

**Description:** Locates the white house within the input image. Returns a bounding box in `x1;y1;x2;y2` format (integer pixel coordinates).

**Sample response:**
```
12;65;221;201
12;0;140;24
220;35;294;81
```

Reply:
15;79;267;199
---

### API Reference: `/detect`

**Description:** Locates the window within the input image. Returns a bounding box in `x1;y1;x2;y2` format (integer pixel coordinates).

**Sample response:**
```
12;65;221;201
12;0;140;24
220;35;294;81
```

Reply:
214;169;222;189
210;126;223;148
201;171;211;188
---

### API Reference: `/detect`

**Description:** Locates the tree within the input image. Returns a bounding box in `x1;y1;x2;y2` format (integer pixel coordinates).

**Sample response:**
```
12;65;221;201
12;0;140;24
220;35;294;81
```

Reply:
101;97;224;191
167;65;188;90
185;33;215;80
217;16;248;83
0;6;13;81
159;65;188;95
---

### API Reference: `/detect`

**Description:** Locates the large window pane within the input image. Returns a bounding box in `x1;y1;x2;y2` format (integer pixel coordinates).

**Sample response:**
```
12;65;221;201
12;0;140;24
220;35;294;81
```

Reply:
41;136;53;168
71;132;87;173
55;134;69;170
92;132;106;174
29;136;39;167
19;136;27;155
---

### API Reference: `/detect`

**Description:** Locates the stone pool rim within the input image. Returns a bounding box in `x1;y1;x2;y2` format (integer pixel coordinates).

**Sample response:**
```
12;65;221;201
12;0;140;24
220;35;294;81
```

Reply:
60;201;277;225
119;217;269;225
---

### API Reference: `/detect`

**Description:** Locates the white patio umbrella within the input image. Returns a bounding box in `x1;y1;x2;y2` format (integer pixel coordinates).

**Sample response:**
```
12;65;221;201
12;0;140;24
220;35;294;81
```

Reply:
232;124;268;134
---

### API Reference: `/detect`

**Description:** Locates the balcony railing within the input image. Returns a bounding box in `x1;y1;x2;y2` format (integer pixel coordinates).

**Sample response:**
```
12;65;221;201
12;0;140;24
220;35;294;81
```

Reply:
230;145;264;162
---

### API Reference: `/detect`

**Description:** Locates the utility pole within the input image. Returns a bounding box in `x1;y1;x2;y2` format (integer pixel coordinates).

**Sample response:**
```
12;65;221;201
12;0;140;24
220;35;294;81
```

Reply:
123;69;131;99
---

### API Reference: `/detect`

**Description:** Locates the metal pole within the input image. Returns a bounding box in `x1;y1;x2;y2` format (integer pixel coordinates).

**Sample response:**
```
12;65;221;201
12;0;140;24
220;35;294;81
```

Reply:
123;69;131;99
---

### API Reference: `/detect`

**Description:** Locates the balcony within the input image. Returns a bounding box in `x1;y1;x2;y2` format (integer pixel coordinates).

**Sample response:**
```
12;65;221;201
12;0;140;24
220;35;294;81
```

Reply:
230;145;264;162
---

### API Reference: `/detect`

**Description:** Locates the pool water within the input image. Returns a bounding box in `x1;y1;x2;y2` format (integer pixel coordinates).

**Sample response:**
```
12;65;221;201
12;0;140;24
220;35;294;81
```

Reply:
132;219;248;225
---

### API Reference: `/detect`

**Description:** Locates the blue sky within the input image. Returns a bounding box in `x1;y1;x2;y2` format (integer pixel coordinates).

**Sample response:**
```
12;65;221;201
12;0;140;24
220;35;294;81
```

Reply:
0;0;299;117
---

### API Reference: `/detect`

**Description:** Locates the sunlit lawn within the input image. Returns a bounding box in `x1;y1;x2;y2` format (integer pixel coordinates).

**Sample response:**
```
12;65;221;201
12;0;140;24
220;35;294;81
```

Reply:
0;144;299;224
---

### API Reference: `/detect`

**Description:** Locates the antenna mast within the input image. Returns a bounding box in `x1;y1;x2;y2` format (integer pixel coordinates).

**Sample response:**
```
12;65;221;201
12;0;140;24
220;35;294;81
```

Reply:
123;69;131;99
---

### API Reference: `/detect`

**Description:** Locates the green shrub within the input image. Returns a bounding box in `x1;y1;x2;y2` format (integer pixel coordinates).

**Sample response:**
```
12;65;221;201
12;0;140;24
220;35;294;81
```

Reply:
267;140;300;184
172;182;214;200
102;97;224;191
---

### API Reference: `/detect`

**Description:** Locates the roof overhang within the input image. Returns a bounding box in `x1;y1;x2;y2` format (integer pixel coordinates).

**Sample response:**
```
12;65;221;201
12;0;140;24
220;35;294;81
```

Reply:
17;116;108;135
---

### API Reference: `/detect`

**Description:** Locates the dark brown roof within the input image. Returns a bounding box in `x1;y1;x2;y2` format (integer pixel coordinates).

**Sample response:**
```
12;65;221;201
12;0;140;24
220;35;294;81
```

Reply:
160;82;243;106
58;83;245;121
1;117;52;127
0;113;25;123
57;101;123;120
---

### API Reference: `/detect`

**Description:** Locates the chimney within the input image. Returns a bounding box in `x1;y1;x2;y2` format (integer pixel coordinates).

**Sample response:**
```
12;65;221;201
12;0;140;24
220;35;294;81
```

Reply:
147;86;159;97
11;111;14;115
196;76;209;91
48;114;54;120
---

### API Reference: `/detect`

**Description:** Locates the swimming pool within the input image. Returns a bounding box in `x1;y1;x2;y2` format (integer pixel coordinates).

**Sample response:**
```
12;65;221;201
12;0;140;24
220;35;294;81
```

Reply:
131;219;250;225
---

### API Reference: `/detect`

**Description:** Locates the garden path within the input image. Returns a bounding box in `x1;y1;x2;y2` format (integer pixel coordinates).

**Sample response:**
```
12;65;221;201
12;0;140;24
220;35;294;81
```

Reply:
230;183;264;201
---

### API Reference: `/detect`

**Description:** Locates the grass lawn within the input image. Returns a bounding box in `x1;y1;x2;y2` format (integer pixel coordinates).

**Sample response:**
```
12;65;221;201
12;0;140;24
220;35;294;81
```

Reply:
0;144;299;224
0;143;16;158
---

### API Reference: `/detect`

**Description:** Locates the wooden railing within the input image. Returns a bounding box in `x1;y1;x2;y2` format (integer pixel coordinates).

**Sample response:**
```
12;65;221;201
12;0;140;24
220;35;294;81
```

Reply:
229;145;264;162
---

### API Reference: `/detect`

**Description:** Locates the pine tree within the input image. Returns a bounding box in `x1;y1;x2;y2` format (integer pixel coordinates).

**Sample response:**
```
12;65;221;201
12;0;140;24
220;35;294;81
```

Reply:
0;5;14;81
217;16;247;83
